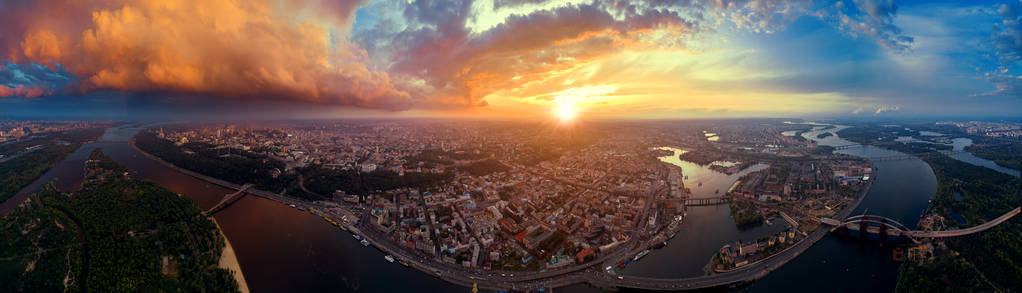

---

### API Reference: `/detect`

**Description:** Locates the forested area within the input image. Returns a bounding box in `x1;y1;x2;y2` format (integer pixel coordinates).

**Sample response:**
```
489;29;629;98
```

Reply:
0;151;238;292
0;128;104;156
402;149;454;169
87;148;129;175
0;144;80;202
836;127;953;154
403;149;495;169
965;143;1022;171
896;154;1022;292
836;125;918;144
135;131;297;193
896;254;994;292
729;200;764;229
1;128;106;203
300;166;453;197
457;159;509;176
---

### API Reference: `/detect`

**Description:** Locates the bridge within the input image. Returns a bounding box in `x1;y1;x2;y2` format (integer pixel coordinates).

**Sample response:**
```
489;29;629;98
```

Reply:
684;197;730;206
204;183;254;216
830;143;969;162
906;207;1021;238
821;207;1021;242
577;206;1022;291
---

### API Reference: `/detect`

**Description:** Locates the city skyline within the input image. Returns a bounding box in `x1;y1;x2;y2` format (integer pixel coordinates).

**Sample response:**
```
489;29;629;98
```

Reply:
2;0;1022;120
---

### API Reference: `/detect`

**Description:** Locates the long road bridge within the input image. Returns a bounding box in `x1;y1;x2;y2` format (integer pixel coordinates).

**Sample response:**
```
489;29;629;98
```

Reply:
821;207;1021;242
575;207;1022;291
203;183;254;216
830;143;970;162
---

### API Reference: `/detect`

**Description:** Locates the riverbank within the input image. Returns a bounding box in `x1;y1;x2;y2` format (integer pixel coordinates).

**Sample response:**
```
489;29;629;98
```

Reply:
708;175;873;275
130;138;306;206
896;152;1022;291
211;217;250;293
0;144;84;216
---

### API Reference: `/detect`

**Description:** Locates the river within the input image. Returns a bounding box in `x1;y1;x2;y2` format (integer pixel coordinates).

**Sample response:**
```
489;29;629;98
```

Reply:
617;148;789;279
945;138;1020;177
744;125;938;292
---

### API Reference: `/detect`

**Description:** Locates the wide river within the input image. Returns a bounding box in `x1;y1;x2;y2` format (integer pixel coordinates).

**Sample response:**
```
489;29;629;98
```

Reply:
1;125;1015;292
743;125;937;292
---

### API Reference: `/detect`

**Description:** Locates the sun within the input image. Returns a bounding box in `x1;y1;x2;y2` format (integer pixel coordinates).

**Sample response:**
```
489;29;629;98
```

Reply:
553;101;578;124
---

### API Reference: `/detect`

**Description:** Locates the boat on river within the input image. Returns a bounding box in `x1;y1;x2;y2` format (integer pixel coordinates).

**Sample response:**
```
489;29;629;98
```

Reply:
633;249;650;261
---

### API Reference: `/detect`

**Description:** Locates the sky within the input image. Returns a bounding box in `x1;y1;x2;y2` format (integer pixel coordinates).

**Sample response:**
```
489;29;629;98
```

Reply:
0;0;1020;120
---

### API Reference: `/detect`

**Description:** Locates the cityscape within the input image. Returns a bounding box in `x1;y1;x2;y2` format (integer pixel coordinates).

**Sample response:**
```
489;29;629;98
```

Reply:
2;1;1022;293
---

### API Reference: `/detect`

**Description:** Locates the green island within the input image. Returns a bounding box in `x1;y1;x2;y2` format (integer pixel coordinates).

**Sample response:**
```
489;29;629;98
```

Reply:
964;142;1022;171
835;125;918;143
1;128;107;203
0;128;105;157
0;149;238;292
0;144;80;203
835;123;1019;172
729;199;764;229
836;127;953;154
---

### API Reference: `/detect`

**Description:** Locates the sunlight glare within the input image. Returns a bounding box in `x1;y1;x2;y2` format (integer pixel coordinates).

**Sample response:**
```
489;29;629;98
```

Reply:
554;101;578;124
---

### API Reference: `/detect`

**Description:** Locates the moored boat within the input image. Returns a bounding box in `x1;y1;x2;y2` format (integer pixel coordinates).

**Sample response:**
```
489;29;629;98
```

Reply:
633;249;650;261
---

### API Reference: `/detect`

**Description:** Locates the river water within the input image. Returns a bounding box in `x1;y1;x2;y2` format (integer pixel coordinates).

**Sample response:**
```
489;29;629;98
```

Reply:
744;125;938;292
946;138;1020;177
618;148;788;279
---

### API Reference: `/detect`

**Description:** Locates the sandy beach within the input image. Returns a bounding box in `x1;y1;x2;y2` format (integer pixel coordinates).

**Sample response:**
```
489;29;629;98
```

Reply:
212;218;250;293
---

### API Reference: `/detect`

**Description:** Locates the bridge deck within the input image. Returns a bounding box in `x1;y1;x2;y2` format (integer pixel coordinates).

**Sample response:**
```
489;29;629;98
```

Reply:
684;197;730;206
204;183;254;215
824;207;1020;240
